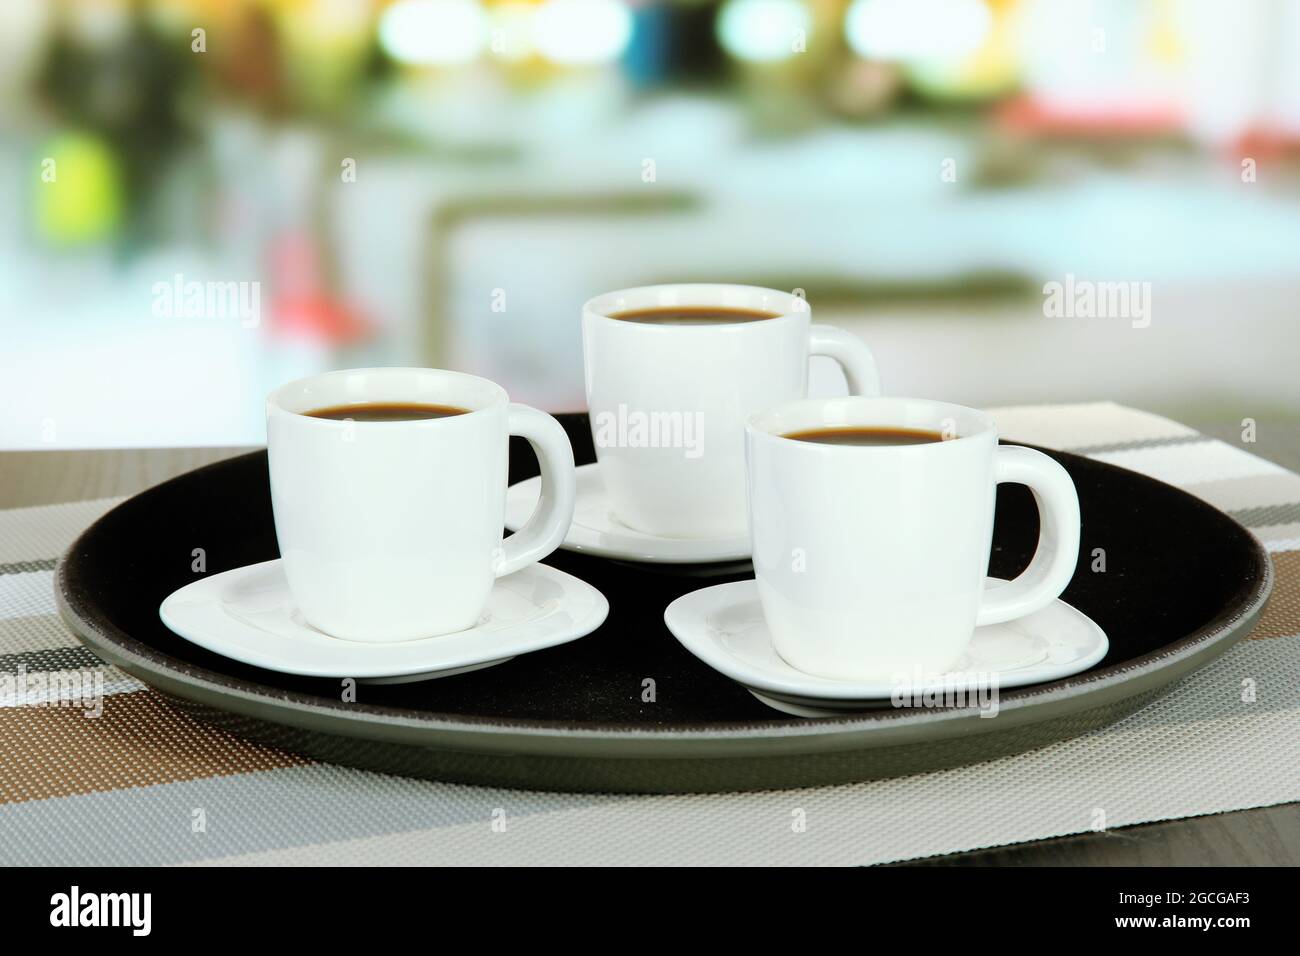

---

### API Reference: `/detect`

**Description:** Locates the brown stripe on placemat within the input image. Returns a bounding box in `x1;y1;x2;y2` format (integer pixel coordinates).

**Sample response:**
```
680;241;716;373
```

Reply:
0;690;309;805
1248;551;1300;641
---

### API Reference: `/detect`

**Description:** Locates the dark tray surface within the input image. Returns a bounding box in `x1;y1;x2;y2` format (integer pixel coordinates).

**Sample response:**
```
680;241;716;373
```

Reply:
59;414;1267;731
55;413;1271;792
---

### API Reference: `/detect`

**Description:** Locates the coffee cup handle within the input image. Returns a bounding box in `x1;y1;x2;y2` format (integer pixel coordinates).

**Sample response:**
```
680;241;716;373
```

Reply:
495;404;577;578
976;445;1082;626
808;325;881;397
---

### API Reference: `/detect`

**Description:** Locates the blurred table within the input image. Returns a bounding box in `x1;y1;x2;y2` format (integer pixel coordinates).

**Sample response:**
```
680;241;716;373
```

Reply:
4;432;1299;866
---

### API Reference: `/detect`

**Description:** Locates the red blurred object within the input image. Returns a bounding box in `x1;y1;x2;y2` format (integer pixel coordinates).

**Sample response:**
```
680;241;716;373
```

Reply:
1231;128;1300;162
997;95;1184;137
266;232;372;345
272;294;372;346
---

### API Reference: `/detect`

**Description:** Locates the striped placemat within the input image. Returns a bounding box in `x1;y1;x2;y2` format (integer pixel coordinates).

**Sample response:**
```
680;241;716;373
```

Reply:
1;402;1297;865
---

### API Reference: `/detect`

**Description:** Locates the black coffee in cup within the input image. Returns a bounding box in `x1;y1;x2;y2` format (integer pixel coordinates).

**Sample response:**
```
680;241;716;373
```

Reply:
608;306;779;325
305;403;470;422
784;427;946;446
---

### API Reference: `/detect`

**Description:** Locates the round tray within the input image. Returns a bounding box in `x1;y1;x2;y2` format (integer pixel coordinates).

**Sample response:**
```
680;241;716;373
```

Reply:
56;414;1272;793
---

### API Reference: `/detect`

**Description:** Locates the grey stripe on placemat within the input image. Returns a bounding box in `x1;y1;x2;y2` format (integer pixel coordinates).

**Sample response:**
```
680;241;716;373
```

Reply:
1229;503;1300;530
0;763;615;866
0;645;105;675
0;559;57;576
1072;433;1209;456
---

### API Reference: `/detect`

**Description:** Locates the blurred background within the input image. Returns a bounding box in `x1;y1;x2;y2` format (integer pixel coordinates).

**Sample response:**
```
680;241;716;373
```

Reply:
2;0;1299;449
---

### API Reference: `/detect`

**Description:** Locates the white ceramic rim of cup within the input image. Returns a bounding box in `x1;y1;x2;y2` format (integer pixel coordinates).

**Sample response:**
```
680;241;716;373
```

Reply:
582;283;809;332
266;367;508;428
747;396;998;451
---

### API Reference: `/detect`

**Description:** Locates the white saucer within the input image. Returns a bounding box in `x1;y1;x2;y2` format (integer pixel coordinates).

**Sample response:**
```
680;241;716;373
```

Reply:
663;578;1109;717
505;463;751;564
159;559;608;683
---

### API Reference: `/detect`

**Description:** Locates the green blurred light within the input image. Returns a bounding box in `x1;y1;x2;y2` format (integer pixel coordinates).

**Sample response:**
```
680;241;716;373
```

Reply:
35;132;123;245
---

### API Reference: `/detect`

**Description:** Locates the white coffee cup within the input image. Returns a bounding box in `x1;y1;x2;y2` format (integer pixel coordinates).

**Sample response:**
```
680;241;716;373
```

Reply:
266;367;576;643
582;284;880;539
746;397;1081;681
